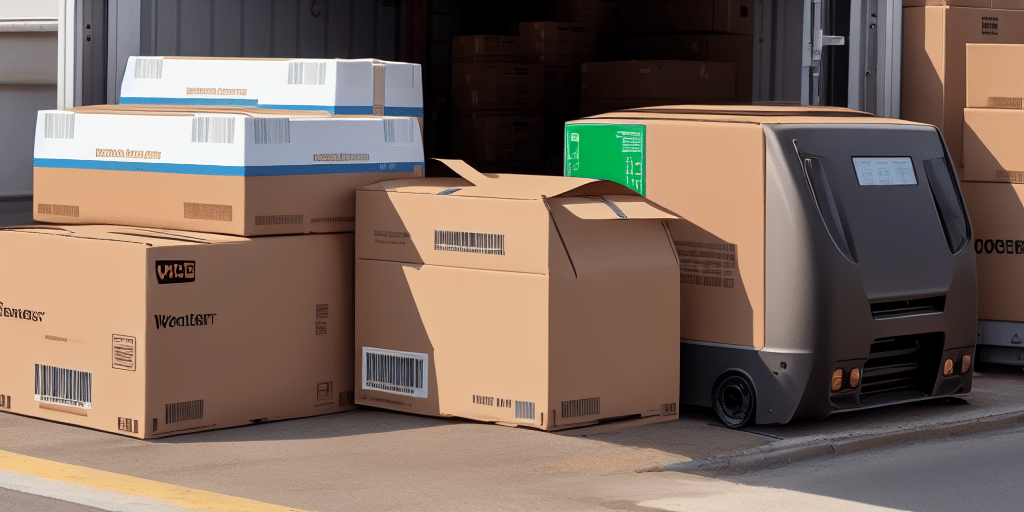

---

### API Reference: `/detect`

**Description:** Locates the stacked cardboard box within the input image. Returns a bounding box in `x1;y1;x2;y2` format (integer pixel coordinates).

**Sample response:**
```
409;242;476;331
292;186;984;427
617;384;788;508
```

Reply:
353;159;681;429
580;60;736;116
901;0;1024;172
0;58;425;438
451;36;544;165
961;44;1024;359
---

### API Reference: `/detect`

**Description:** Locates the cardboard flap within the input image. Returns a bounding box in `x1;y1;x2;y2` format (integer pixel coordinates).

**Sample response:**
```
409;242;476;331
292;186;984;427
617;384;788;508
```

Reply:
430;159;635;199
552;195;678;220
362;177;471;193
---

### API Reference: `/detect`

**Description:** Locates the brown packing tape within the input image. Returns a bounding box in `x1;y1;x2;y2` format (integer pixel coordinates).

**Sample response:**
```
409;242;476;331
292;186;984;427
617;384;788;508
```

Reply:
373;63;385;116
989;97;1024;109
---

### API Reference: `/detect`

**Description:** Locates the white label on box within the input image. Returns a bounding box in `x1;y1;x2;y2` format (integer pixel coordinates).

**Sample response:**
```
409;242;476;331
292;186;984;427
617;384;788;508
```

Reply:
362;347;429;398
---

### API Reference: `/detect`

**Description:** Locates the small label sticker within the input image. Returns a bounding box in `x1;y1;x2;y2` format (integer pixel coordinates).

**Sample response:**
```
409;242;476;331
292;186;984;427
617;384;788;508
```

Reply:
564;124;646;196
112;335;137;371
316;382;333;404
677;240;737;289
362;347;429;398
118;417;138;433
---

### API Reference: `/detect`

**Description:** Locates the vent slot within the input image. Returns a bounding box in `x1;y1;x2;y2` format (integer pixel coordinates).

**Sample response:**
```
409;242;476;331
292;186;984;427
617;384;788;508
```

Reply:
859;333;943;403
434;230;505;255
44;112;75;139
797;148;857;263
515;400;536;420
166;399;203;424
134;57;164;79
34;364;92;409
924;156;970;254
184;202;232;222
562;397;600;418
871;296;946;320
288;61;326;85
191;116;235;144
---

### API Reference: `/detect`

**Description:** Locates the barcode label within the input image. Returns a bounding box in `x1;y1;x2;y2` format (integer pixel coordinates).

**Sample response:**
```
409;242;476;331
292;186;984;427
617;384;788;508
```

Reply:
288;61;327;85
562;397;600;418
44;113;75;139
362;347;429;398
383;119;413;144
166;399;203;424
34;364;92;409
434;230;505;255
191;116;235;144
253;118;291;144
515;400;536;420
134;57;164;79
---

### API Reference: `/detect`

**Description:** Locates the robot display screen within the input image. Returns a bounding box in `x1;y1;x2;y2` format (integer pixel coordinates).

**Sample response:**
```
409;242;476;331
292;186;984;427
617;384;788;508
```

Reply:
852;157;918;186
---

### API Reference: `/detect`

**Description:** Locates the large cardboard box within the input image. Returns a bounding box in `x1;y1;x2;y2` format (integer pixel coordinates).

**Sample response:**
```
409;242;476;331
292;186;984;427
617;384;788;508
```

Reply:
966;43;1024;108
0;226;354;439
619;35;754;101
581;61;736;101
963;108;1024;182
354;160;681;430
450;62;544;112
901;6;1024;171
518;22;599;67
119;56;422;117
452;35;520;62
565;105;929;349
452;114;544;162
961;181;1024;321
33;105;424;236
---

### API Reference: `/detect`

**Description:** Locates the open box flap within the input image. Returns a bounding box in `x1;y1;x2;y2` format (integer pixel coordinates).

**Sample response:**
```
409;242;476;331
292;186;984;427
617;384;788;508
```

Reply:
551;195;679;220
428;159;637;199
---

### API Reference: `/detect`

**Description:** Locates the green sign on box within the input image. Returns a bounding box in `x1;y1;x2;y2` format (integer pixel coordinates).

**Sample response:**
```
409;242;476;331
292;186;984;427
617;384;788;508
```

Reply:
564;124;647;196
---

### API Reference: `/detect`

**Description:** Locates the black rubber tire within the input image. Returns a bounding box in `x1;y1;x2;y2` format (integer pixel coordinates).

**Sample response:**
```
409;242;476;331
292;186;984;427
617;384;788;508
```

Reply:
712;373;756;429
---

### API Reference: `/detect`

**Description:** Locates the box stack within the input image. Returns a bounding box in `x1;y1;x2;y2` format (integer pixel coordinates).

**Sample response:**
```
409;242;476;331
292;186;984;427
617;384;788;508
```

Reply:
901;0;1024;171
0;57;425;439
961;43;1024;361
353;159;681;430
451;36;545;166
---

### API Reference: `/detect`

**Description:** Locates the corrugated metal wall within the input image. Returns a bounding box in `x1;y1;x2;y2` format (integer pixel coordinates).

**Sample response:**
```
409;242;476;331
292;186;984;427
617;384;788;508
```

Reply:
136;0;408;61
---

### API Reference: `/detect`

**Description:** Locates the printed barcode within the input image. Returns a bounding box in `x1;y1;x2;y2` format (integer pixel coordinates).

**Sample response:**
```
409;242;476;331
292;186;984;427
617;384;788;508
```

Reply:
434;230;505;255
253;118;290;144
515;400;536;420
166;399;203;424
34;364;92;409
562;397;600;418
134;57;164;79
191;116;235;144
362;347;429;398
681;274;723;288
254;215;303;226
288;61;327;85
44;113;75;139
382;119;413;144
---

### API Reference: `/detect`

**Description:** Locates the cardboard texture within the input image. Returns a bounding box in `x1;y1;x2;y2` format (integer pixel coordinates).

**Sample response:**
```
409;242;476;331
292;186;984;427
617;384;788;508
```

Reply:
450;62;544;112
565;105;922;349
354;160;681;431
33;105;424;236
452;36;521;62
961;182;1024;321
581;61;736;101
964;108;1024;182
966;43;1024;107
901;6;1024;171
119;56;422;117
0;226;354;439
452;115;544;162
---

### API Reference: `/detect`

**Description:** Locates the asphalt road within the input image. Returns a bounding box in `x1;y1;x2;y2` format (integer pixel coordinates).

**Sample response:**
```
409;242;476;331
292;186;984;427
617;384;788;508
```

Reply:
716;424;1024;512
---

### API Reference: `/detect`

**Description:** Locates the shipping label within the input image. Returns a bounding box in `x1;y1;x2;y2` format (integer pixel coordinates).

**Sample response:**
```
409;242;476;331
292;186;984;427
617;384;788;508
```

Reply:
564;124;646;196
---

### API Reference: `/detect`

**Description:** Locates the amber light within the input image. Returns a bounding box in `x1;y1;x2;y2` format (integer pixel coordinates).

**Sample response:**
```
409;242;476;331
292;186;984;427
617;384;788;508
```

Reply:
962;355;972;374
831;368;844;392
943;359;954;377
849;368;861;389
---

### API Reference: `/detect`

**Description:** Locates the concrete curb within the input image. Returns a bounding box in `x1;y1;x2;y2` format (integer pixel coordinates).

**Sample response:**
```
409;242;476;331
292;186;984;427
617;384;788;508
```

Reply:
665;406;1024;475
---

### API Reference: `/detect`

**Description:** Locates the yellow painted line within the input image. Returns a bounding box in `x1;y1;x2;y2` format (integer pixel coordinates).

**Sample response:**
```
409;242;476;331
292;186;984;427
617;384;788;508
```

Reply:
0;450;312;512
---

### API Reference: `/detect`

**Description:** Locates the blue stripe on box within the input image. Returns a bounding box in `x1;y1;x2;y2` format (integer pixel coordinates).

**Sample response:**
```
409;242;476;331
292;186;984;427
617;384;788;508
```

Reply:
383;106;424;117
34;158;423;177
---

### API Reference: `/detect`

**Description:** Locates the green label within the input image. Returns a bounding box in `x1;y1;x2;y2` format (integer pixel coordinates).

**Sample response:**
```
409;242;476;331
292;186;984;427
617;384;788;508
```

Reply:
564;124;646;196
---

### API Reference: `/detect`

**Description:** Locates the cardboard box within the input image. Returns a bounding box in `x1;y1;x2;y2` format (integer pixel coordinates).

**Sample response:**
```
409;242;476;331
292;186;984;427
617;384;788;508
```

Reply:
619;35;754;101
452;115;544;162
119;56;422;117
961;181;1024;321
518;22;599;66
901;6;1024;171
581;61;736;101
452;35;520;62
33;105;424;236
964;108;1024;182
565;106;929;348
967;43;1024;108
450;62;544;112
354;159;681;430
0;226;354;439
